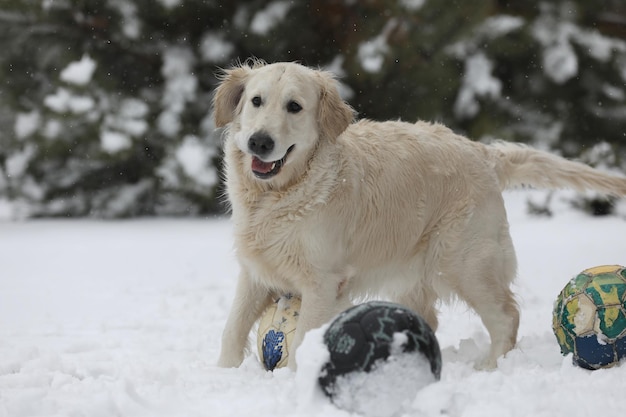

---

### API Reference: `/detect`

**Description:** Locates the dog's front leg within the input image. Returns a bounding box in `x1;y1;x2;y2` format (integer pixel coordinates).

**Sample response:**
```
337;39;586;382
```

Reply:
217;270;272;368
287;285;352;370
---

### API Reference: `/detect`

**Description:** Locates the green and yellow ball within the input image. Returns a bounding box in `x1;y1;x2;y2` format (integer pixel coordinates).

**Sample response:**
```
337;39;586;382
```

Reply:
553;265;626;370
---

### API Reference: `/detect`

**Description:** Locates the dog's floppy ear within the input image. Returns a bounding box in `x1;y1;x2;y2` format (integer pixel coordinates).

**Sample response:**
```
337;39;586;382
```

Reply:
213;65;252;127
317;71;355;141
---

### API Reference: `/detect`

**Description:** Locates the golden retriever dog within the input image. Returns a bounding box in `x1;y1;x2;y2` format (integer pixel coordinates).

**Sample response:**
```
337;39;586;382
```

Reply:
213;60;626;370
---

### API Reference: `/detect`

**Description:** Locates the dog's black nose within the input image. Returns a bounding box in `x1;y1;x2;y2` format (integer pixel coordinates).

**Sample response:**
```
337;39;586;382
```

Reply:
248;132;274;157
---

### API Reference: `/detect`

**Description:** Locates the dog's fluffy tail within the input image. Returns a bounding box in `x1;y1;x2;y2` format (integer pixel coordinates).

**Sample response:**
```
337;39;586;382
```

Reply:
491;142;626;196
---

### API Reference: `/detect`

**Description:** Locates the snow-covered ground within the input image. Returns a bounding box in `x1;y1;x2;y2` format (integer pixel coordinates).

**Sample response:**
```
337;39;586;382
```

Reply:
1;190;625;417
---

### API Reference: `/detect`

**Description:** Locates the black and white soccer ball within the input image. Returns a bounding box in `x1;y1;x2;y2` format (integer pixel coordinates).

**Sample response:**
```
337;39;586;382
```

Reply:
318;301;441;414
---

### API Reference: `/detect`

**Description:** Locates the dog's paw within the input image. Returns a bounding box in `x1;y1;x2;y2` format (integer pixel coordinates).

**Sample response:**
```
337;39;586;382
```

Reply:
473;356;498;371
217;352;244;368
287;355;298;371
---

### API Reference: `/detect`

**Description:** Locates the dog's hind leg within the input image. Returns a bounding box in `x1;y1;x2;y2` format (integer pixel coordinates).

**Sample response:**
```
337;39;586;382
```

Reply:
217;270;273;368
465;281;519;369
437;194;519;369
456;236;519;369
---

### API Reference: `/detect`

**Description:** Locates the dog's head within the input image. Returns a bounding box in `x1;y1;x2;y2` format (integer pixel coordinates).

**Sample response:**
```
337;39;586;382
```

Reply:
213;60;354;188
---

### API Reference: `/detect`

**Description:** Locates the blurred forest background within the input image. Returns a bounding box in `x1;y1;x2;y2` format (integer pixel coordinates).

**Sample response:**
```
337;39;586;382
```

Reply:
1;0;625;218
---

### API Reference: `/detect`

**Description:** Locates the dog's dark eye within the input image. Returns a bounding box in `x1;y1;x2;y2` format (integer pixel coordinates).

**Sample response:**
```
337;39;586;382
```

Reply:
286;100;302;114
251;96;262;107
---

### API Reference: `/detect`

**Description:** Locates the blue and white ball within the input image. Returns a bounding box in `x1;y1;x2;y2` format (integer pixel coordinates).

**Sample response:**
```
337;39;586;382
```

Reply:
257;294;301;371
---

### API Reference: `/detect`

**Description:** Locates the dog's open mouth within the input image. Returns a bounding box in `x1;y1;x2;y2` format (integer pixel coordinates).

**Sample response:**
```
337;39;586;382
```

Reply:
251;145;295;179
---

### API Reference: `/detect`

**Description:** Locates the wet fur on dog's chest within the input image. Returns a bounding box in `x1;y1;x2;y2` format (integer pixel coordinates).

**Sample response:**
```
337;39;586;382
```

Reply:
227;153;340;293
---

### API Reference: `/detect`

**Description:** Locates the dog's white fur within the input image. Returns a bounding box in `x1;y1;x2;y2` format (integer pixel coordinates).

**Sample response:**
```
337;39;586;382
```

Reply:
214;60;626;369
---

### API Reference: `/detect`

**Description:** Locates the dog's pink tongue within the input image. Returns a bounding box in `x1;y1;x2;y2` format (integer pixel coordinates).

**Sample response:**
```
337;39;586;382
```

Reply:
252;156;273;174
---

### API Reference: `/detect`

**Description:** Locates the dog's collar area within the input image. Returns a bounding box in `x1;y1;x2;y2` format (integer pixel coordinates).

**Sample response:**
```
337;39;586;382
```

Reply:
251;145;295;179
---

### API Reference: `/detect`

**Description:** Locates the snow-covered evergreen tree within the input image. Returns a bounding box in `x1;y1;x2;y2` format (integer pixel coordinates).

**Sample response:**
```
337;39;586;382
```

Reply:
0;0;229;217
